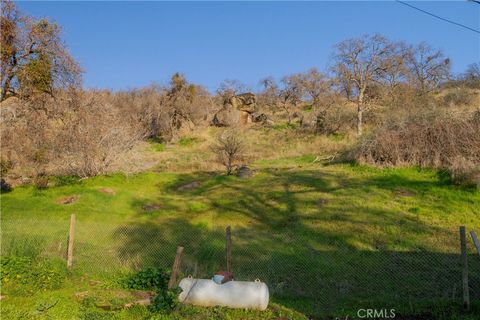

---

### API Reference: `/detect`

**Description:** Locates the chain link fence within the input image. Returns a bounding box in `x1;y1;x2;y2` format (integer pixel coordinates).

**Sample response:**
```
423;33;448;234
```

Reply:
2;214;479;317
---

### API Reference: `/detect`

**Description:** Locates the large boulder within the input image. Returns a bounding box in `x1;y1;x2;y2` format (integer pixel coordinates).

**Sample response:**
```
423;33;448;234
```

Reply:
212;93;257;127
230;93;257;113
212;104;240;127
236;165;253;178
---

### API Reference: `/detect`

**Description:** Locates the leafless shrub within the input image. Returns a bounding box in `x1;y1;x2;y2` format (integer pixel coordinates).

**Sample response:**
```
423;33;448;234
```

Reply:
0;90;143;180
113;85;171;140
449;156;480;187
59;91;143;177
313;107;355;135
296;93;354;135
442;87;475;107
0;94;58;185
114;76;214;142
349;108;480;185
210;130;245;175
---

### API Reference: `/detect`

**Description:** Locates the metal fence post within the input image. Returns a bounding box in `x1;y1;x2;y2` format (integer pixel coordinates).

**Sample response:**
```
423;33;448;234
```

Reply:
460;226;470;310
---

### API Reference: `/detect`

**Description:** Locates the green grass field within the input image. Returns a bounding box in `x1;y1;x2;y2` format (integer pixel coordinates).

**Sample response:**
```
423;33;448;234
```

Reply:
1;156;479;319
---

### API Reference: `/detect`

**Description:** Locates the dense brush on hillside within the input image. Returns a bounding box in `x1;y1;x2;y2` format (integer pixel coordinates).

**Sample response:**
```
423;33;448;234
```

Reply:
349;107;480;186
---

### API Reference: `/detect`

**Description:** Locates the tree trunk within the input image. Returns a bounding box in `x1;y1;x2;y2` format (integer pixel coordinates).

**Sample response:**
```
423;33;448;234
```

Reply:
1;55;17;102
356;92;364;136
356;103;363;136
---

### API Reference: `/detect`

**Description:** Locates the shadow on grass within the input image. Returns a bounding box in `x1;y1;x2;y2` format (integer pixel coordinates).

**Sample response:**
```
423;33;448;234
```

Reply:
112;167;480;318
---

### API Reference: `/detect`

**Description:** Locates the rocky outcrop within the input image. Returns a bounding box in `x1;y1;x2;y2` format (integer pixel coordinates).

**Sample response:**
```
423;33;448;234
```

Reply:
230;93;256;113
212;93;257;127
212;103;240;127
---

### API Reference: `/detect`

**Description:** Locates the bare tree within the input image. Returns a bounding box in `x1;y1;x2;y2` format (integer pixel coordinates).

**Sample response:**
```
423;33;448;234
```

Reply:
463;62;480;88
332;34;395;135
216;79;249;105
121;74;213;142
0;0;81;101
405;42;450;93
211;130;245;175
258;76;279;114
375;42;410;102
279;74;303;124
464;63;480;80
297;68;331;107
166;73;201;135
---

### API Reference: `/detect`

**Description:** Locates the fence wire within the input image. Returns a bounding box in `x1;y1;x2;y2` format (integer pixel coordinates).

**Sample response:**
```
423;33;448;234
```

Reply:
75;219;480;315
2;215;479;316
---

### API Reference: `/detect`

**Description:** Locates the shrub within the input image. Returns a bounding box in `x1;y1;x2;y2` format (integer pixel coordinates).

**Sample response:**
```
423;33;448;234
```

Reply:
149;290;179;313
442;87;475;106
449;156;480;187
121;267;177;313
49;175;81;187
0;178;12;192
122;267;169;291
210;130;246;175
0;158;12;192
0;158;13;176
349;109;480;185
312;107;353;135
33;173;49;189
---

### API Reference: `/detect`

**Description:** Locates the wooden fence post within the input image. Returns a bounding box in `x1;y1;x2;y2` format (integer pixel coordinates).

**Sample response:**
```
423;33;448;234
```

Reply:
460;226;470;310
470;230;480;256
67;214;76;268
226;225;232;274
168;246;184;289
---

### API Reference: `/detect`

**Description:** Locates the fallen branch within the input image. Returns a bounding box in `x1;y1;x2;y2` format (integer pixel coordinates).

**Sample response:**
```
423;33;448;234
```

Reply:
312;154;338;163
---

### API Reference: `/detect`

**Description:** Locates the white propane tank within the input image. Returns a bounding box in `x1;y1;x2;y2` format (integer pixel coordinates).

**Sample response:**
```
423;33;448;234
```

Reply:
178;277;269;310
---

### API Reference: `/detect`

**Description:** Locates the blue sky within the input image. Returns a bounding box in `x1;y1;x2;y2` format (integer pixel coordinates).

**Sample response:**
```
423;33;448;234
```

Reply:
17;1;480;92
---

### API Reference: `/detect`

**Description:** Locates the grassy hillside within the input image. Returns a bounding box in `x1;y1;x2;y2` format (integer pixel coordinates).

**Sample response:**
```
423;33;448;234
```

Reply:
1;149;479;319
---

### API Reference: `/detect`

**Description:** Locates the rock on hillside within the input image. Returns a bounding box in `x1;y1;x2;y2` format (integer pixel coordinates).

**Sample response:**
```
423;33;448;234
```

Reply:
212;93;257;126
212;103;240;127
230;93;256;113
